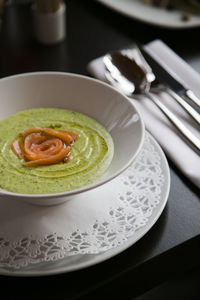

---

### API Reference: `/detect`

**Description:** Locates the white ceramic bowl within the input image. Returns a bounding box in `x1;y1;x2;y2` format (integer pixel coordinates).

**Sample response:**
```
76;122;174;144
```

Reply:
0;72;145;205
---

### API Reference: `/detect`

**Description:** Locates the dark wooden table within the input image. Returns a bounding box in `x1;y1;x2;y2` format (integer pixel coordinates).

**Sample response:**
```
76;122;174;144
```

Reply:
0;1;199;299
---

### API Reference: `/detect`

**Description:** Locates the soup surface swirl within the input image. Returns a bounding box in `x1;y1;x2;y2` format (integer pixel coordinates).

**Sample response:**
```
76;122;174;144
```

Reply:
0;108;114;194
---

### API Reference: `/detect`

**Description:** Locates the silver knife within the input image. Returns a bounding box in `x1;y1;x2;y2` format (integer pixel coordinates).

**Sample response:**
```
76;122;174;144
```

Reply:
141;48;200;122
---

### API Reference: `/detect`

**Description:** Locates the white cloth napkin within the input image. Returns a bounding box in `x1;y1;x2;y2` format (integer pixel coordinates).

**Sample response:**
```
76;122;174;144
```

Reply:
87;39;200;188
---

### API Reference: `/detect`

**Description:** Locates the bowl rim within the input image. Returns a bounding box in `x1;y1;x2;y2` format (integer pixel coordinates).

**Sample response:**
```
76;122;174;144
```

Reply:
0;71;145;199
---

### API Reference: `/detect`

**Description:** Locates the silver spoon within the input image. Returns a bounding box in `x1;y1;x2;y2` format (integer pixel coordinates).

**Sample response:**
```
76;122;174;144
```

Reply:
104;45;200;124
103;50;200;152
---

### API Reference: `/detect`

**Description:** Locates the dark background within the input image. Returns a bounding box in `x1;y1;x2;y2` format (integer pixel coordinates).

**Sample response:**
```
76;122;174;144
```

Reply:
0;1;199;299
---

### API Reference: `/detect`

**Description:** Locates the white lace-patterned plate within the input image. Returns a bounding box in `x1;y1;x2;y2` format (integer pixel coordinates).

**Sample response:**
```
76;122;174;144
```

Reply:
97;0;200;28
0;132;170;276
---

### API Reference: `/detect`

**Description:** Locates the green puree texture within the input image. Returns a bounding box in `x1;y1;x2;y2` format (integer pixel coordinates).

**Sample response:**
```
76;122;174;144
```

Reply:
0;108;114;194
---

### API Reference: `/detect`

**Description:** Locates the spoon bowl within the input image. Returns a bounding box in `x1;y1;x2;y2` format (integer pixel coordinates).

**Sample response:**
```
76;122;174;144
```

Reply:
104;52;149;94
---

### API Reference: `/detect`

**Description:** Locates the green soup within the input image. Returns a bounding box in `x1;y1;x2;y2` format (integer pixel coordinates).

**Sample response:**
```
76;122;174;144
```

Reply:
0;108;114;194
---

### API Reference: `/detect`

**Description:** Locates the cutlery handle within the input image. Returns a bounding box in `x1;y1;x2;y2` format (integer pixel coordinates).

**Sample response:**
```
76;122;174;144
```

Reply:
185;90;200;110
166;88;200;125
146;91;200;152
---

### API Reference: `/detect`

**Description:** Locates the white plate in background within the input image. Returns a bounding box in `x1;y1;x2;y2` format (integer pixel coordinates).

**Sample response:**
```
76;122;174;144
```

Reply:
97;0;200;28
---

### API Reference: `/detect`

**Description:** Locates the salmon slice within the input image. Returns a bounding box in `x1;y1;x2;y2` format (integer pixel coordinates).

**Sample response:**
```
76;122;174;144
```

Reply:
44;128;73;145
11;139;24;159
11;126;79;166
23;146;71;166
20;127;43;138
60;129;79;141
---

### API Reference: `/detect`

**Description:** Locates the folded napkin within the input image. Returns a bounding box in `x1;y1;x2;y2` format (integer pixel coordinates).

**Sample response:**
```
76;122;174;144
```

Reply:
87;39;200;188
